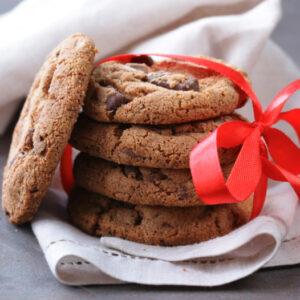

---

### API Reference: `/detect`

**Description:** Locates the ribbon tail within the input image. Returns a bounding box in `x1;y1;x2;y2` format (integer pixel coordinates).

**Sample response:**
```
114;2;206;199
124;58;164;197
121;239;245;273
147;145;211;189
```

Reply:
250;174;268;220
263;79;300;126
279;109;300;143
60;144;74;194
263;127;300;174
249;141;269;219
262;157;300;199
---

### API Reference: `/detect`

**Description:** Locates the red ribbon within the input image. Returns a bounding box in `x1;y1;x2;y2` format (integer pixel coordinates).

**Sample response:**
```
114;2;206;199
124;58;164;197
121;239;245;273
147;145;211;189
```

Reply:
61;54;300;219
60;143;74;194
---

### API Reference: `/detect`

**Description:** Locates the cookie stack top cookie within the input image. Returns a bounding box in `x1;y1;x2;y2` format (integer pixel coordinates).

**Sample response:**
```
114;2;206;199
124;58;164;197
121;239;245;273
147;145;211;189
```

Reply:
83;57;248;125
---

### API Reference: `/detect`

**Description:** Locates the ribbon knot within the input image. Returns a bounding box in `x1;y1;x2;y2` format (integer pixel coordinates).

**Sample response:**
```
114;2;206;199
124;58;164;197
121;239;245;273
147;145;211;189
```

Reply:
252;121;267;134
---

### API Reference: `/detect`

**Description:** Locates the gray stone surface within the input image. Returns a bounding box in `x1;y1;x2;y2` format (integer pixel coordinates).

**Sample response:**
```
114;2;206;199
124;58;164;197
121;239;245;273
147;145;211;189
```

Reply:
0;0;300;299
272;0;300;68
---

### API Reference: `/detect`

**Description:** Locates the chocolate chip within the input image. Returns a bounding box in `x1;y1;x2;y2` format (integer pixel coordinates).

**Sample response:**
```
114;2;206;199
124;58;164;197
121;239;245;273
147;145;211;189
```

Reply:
122;165;143;180
131;55;154;66
99;80;109;87
126;63;149;73
86;81;98;101
214;217;221;229
106;91;129;112
134;211;143;226
178;192;188;201
145;169;167;183
147;71;199;91
174;77;199;91
122;147;137;158
147;71;170;88
30;186;39;194
162;222;173;229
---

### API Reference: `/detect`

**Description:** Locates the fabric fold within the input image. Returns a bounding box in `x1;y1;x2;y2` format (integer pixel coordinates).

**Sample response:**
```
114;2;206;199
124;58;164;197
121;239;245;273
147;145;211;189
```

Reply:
0;0;280;133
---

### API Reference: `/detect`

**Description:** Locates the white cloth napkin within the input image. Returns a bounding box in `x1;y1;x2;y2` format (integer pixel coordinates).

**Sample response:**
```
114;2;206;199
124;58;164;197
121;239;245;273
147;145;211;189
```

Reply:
32;182;299;286
0;0;281;133
1;0;300;286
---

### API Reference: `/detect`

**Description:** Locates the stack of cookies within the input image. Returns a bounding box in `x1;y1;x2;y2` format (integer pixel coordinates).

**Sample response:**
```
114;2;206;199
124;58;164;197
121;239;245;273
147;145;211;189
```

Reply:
68;56;253;246
1;35;252;246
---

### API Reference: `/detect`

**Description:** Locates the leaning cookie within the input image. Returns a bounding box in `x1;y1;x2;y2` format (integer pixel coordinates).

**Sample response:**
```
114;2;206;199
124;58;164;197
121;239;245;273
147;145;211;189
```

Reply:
70;114;244;169
83;56;249;125
2;34;97;224
73;153;233;207
68;186;252;246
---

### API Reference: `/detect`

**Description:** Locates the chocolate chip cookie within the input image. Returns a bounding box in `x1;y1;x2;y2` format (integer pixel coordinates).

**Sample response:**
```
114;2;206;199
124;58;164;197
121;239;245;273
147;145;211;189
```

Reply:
2;34;97;224
73;153;233;207
83;56;248;125
68;186;252;246
70;114;244;169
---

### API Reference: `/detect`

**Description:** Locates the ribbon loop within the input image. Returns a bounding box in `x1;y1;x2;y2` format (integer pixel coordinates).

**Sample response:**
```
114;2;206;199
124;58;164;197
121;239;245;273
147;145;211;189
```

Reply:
226;127;262;201
279;109;300;142
263;80;300;126
263;127;300;174
251;121;269;135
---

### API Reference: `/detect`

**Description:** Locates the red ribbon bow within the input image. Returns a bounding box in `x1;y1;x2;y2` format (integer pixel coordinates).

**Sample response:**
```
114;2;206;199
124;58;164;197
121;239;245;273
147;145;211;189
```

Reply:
61;54;300;219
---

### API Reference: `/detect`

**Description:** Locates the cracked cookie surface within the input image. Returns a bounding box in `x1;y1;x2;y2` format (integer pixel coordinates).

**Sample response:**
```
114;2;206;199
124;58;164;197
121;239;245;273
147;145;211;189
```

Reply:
68;186;252;246
2;34;97;224
73;153;233;207
71;114;244;169
83;56;248;125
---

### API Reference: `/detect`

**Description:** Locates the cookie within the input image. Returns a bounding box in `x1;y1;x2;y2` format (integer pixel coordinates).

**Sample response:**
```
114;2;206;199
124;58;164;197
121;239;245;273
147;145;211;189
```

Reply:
83;56;248;125
68;186;252;246
70;114;243;169
73;153;233;207
2;34;97;224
